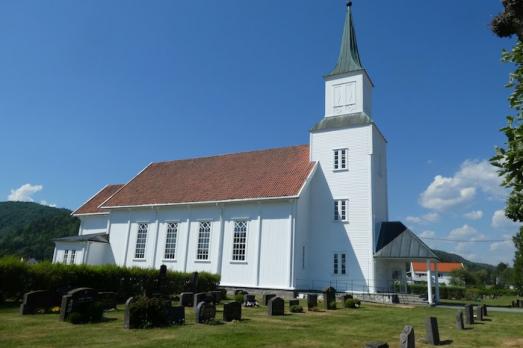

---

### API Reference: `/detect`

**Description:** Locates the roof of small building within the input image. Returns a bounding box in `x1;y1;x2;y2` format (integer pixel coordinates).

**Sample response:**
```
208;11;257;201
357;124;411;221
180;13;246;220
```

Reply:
53;232;109;243
98;144;315;208
412;261;464;273
72;184;124;216
375;222;439;260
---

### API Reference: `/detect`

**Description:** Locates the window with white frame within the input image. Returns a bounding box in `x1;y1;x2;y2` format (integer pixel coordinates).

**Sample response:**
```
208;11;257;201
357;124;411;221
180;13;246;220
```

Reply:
333;148;348;170
63;250;69;264
70;250;76;264
232;220;247;261
333;252;347;275
334;200;348;221
196;221;211;260
134;223;148;259
164;222;178;260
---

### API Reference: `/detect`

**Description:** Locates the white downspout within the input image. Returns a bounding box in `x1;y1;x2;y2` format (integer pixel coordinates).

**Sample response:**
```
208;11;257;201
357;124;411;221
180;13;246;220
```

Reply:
183;206;191;272
123;209;132;267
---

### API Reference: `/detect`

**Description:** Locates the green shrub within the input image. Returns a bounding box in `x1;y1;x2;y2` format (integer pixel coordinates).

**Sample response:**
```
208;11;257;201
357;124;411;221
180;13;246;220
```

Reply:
0;257;220;300
344;299;361;308
89;302;104;323
234;294;244;303
290;305;303;313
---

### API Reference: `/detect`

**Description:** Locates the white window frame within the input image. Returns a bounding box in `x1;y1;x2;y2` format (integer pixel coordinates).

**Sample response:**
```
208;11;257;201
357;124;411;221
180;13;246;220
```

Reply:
196;221;212;261
334;199;349;222
163;222;178;260
333;252;347;275
70;250;76;265
63;250;69;264
333;148;348;171
231;220;248;262
134;223;148;260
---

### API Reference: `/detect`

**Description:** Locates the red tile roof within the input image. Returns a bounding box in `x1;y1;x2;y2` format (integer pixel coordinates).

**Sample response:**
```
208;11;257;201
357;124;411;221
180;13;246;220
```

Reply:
101;145;315;208
412;262;464;273
72;184;124;215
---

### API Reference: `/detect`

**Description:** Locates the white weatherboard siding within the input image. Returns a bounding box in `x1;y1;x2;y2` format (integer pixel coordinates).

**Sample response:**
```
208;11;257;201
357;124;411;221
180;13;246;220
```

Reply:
309;124;378;292
79;215;108;235
53;243;84;265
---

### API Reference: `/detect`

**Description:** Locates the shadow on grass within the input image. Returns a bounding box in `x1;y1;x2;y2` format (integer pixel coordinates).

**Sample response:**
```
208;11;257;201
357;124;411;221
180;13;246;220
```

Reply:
440;339;453;345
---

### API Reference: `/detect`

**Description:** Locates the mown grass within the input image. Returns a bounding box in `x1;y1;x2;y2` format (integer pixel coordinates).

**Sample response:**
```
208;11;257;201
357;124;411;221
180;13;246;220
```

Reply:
440;295;519;308
0;299;522;348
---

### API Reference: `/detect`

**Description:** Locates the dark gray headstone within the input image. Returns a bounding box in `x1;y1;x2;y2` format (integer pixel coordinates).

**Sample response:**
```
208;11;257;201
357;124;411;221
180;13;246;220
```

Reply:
464;304;474;325
195;301;216;324
190;272;199;293
263;294;276;306
425;317;440;346
20;290;53;315
59;288;98;322
171;305;185;325
244;294;256;307
223;301;241;322
59;295;72;321
456;311;464;330
307;294;318;310
289;299;300;309
323;287;336;310
365;342;389;348
194;292;211;312
268;297;284;316
180;292;194;307
123;297;135;329
482;304;487;317
98;292;117;310
476;305;483;321
399;325;415;348
210;290;223;303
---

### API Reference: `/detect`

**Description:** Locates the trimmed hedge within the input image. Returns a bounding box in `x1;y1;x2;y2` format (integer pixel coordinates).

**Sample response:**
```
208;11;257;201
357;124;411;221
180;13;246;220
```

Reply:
0;257;220;301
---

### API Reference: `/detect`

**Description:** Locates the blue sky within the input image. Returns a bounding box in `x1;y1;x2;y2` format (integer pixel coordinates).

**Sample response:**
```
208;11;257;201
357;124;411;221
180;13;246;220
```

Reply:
0;0;520;265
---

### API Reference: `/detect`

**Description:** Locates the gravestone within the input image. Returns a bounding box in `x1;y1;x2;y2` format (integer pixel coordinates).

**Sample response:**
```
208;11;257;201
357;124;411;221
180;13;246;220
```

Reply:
289;299;300;309
307;294;318;310
268;296;284;316
425;317;440;346
482;304;488;316
186;272;199;293
365;342;389;348
123;297;136;329
464;304;474;325
399;325;415;348
20;290;54;315
223;301;242;322
323;287;336;310
263;294;276;306
195;301;216;323
171;305;185;325
210;290;223;303
59;288;98;322
244;294;256;307
98;292;117;310
476;305;483;321
194;292;210;309
180;292;194;307
456;311;465;330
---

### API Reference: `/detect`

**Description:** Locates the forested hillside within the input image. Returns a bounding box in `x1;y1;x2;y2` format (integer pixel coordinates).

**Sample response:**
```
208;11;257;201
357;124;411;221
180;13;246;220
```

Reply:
0;202;79;260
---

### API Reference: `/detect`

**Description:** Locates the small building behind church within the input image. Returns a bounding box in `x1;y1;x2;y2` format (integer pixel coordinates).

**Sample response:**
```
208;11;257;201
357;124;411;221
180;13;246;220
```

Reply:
53;4;442;303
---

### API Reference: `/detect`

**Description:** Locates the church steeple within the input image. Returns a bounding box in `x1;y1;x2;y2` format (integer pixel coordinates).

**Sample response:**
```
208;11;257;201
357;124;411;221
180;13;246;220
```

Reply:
328;2;364;76
322;2;373;119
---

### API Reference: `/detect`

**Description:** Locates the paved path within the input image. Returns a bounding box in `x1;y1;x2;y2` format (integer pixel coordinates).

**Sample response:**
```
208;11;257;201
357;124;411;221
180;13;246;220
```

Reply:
436;304;523;314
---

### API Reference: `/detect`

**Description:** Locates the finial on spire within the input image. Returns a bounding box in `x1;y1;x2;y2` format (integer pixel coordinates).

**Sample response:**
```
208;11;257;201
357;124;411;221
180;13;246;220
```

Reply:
347;1;352;7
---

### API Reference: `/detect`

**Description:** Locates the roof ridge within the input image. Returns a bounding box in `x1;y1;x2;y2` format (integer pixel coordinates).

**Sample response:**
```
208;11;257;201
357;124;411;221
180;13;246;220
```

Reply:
150;144;310;166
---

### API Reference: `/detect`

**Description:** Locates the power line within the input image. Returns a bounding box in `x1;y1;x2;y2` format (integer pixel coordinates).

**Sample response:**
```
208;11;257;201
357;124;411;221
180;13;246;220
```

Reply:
421;237;512;243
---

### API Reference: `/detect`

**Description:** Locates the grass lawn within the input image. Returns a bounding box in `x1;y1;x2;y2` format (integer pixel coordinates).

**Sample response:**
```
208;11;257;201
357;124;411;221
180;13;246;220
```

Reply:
1;300;522;348
440;295;519;308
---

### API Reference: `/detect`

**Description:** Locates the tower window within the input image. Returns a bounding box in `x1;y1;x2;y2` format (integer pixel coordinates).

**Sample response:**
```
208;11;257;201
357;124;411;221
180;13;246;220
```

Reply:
334;200;348;222
333;149;348;170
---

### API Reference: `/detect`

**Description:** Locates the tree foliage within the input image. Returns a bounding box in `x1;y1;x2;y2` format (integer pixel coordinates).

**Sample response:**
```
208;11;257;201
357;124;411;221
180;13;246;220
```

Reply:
490;0;523;294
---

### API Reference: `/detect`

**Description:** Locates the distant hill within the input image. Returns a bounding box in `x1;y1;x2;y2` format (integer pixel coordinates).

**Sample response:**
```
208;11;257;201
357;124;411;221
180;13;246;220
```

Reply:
433;249;496;272
0;201;79;260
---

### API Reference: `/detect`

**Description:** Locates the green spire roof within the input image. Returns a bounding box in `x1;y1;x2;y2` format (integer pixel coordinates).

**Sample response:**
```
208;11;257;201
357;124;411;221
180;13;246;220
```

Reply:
328;2;364;76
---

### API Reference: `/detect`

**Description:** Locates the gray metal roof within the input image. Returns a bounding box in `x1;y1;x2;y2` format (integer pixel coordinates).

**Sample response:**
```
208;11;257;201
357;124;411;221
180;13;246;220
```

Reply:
310;113;372;132
375;222;439;260
326;2;364;77
53;233;109;244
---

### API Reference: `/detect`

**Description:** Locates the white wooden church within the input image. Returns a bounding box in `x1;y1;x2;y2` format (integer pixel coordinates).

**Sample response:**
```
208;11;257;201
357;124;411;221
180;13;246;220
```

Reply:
53;4;441;303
